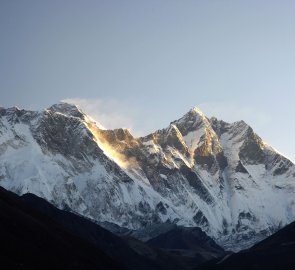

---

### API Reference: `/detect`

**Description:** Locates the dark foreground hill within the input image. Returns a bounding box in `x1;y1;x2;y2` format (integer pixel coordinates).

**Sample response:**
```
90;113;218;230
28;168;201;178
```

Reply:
0;186;225;270
0;186;124;270
198;219;295;270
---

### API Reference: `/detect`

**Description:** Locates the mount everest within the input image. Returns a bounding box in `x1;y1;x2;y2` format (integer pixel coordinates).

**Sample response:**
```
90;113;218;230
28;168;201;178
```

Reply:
0;102;294;251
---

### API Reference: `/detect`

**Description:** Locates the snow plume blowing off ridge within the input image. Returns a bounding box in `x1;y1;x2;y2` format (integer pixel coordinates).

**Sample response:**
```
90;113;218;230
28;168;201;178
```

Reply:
63;98;140;169
86;122;138;169
62;98;137;133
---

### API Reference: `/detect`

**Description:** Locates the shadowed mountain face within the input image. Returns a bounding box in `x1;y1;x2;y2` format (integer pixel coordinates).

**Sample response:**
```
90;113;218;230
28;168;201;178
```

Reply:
147;227;221;251
1;183;295;270
146;226;225;259
0;187;124;270
197;221;295;270
0;103;295;251
0;186;225;270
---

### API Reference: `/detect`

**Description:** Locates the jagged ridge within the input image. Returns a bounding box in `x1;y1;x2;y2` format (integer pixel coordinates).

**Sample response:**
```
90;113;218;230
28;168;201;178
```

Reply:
0;102;295;251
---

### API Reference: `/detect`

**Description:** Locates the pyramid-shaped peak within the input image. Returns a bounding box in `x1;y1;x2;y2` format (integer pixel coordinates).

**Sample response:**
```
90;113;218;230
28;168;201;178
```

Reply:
190;107;206;117
174;106;208;126
168;106;210;137
47;102;85;118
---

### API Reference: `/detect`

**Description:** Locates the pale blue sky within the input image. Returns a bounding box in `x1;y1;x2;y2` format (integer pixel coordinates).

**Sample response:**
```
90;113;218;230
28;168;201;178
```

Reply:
1;0;295;161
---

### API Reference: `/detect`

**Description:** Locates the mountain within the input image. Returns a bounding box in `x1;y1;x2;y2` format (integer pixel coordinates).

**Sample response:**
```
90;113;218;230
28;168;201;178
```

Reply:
146;226;225;258
0;102;295;251
0;185;225;270
198;220;295;270
0;186;124;270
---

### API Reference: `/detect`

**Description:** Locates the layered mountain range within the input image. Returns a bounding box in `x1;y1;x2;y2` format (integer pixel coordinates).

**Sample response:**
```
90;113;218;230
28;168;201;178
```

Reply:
0;186;224;270
0;102;294;251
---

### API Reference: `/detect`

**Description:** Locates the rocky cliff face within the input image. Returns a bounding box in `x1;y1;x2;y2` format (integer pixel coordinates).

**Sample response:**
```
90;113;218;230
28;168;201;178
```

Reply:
0;103;294;251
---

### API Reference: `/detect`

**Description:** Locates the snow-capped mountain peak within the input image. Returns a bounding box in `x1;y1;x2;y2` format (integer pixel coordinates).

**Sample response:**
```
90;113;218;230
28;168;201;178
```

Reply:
47;102;85;118
0;102;295;251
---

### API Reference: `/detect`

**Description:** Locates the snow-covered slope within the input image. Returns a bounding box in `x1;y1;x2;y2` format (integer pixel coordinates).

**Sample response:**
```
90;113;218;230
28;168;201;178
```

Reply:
0;103;294;251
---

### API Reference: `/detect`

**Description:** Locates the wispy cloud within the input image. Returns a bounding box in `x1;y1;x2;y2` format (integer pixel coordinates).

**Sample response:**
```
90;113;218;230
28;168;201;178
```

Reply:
62;97;139;133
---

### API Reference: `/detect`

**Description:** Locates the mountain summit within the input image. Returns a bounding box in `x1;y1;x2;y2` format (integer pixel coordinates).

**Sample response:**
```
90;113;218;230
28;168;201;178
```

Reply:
0;102;294;251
